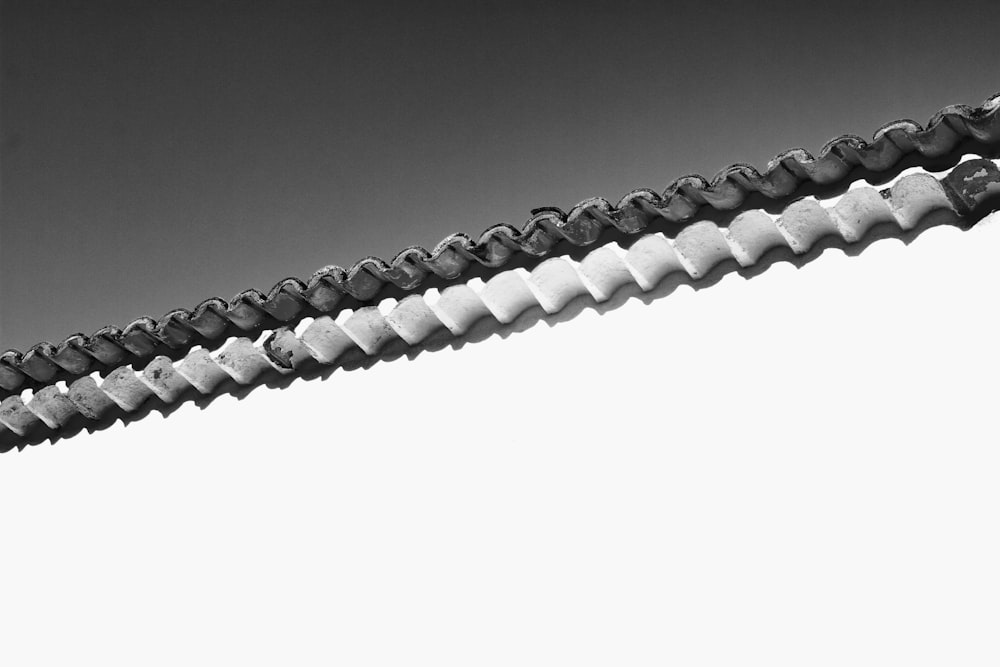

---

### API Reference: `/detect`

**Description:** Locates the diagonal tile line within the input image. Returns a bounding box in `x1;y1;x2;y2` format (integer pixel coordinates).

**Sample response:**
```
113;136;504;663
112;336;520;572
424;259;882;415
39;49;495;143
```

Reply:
2;94;999;398
4;158;999;447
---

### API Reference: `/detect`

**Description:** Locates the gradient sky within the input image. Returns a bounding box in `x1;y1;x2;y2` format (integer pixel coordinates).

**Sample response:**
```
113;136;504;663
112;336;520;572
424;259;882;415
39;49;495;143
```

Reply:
2;0;999;350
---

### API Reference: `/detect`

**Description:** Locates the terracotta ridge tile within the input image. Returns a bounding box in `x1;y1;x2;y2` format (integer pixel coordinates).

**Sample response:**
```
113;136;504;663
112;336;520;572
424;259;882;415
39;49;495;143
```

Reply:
2;93;999;398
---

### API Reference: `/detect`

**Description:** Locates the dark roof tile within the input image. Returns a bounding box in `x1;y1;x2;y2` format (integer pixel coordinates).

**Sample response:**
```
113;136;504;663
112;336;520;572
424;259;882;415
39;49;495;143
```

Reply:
3;93;999;398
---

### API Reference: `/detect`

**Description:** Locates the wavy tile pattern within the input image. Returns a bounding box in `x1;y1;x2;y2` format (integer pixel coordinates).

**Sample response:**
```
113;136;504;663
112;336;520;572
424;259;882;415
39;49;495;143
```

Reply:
2;94;999;397
5;159;999;443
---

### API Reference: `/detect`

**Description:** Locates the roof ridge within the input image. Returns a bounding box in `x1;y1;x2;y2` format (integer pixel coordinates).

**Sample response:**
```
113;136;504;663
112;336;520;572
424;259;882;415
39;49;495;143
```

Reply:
3;92;999;395
6;157;1000;445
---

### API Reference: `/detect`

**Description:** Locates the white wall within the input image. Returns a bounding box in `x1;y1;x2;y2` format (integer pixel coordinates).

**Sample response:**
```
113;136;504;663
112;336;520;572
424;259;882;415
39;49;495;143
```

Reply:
2;218;999;666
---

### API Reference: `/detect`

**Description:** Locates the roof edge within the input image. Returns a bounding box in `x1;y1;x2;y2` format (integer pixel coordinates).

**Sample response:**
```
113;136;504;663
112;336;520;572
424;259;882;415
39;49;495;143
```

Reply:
3;92;1000;395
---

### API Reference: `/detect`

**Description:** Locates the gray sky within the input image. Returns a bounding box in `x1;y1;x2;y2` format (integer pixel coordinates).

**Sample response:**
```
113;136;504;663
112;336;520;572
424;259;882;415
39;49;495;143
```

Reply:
2;0;999;350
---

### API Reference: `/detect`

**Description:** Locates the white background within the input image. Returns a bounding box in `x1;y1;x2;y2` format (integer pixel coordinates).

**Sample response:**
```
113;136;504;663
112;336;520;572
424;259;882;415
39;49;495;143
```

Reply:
2;218;999;666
